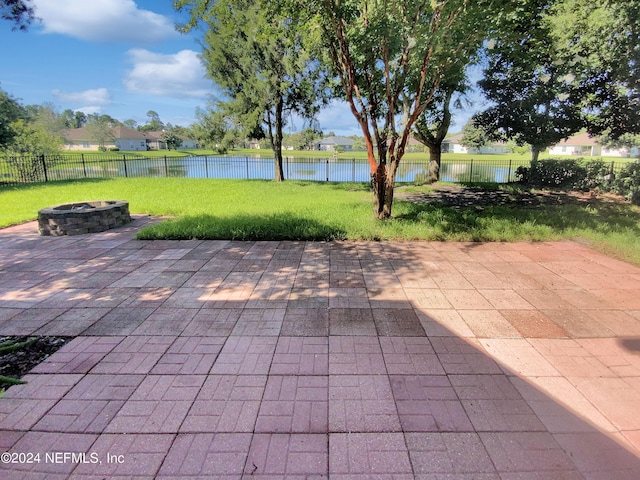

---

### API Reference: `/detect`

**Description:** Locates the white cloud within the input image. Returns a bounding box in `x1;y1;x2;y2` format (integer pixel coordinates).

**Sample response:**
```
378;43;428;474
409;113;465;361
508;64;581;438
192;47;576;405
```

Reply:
76;106;104;115
123;49;210;98
51;87;112;106
33;0;177;43
317;100;361;136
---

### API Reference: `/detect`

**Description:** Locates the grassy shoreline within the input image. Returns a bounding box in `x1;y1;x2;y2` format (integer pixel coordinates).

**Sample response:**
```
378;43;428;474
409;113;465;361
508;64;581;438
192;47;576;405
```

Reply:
2;177;639;265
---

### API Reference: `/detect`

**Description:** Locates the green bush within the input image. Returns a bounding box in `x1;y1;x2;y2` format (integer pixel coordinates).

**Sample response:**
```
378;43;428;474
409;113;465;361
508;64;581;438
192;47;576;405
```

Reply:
612;161;640;205
516;158;615;191
528;158;588;188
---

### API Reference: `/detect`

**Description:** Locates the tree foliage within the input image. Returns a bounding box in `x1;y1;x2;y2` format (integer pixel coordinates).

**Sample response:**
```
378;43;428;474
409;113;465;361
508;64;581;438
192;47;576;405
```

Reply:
190;103;242;153
138;110;165;132
3;119;63;155
160;131;183;150
475;0;640;160
85;115;116;151
1;0;35;30
413;83;461;182
289;0;514;217
547;0;640;140
0;86;26;147
473;3;584;162
175;0;327;181
460;118;491;151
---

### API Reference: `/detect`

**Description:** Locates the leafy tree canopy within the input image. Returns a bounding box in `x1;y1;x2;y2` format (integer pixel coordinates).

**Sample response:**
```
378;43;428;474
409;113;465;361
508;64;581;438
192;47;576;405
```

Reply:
460;119;491;151
547;0;640;139
0;86;26;147
287;0;522;217
175;0;329;180
474;2;584;161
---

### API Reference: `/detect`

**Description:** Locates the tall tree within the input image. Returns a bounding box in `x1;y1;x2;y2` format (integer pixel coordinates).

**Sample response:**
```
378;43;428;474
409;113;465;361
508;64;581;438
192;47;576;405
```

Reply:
0;86;26;148
460;118;491;152
85;116;116;151
60;109;87;129
548;0;640;140
474;4;584;162
161;131;183;150
139;110;164;132
294;0;513;218
191;103;242;153
413;83;460;183
30;102;67;138
3;119;63;155
175;0;327;181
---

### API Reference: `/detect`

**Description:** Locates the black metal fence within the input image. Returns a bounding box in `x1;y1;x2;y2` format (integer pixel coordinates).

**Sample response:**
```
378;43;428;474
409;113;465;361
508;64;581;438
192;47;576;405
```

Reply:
0;153;629;187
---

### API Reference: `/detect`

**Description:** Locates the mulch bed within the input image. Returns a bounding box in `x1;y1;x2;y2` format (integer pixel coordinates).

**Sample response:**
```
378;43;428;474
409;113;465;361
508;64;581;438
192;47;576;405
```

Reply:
397;184;627;209
0;336;70;390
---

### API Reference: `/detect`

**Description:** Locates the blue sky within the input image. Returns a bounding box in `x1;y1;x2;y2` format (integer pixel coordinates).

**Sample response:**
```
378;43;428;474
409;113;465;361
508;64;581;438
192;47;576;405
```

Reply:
0;0;472;135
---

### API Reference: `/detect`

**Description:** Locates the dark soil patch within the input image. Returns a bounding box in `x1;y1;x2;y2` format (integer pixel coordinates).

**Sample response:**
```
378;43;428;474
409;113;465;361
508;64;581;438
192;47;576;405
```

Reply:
397;184;628;209
0;336;70;390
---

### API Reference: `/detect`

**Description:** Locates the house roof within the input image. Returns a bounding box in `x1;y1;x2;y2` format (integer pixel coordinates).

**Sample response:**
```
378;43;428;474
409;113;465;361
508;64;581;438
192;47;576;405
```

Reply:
63;126;146;141
555;132;597;146
318;135;355;146
112;126;146;139
444;133;464;144
143;131;164;140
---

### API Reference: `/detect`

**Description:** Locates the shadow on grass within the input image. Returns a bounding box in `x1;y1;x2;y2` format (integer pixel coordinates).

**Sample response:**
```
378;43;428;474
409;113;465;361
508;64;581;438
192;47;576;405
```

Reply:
136;213;348;241
394;198;640;241
0;177;114;192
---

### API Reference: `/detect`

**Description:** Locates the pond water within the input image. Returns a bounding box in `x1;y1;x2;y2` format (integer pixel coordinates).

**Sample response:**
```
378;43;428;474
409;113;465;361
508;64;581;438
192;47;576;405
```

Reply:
116;156;521;184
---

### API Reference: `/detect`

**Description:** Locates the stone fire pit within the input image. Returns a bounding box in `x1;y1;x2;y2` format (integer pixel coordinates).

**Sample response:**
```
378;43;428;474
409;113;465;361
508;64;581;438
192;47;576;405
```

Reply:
38;200;131;236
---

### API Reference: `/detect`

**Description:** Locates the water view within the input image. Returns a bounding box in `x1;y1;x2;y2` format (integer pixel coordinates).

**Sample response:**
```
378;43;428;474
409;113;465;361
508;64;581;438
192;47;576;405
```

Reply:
107;155;523;184
2;154;526;185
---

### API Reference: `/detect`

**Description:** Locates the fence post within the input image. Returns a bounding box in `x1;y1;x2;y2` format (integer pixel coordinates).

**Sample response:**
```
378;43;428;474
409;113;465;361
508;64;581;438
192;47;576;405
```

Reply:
205;156;209;178
81;154;87;177
122;154;128;178
40;155;48;182
508;159;512;183
246;157;249;179
352;158;356;182
610;161;615;176
469;158;473;183
326;159;330;182
164;155;168;177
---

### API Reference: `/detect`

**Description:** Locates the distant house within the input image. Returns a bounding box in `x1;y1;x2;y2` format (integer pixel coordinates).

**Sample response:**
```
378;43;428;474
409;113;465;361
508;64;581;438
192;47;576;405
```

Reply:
548;132;637;157
63;127;196;151
63;126;147;151
144;131;168;150
144;131;197;150
442;134;509;154
314;135;354;151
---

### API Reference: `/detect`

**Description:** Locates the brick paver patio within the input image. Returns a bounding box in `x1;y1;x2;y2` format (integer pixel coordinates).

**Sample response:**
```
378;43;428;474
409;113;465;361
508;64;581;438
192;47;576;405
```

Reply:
1;216;640;478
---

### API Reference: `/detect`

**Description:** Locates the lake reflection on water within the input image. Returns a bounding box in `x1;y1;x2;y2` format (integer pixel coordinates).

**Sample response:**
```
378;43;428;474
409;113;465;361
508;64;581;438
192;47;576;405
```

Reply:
118;155;520;184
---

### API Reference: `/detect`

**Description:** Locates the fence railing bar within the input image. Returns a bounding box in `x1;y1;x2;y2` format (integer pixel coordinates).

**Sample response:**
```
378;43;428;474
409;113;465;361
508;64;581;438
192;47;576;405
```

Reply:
0;154;631;187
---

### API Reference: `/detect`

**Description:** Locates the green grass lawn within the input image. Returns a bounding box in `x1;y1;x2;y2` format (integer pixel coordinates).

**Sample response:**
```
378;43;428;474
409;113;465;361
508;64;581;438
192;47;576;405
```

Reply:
2;177;639;265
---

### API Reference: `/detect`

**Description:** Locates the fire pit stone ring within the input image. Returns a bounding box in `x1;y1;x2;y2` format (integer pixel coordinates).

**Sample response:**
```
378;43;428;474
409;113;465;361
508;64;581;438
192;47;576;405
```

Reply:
38;200;131;236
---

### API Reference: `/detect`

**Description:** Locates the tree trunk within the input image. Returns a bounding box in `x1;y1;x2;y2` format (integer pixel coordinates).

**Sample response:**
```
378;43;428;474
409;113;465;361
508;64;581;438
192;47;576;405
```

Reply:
267;97;285;182
372;163;395;219
531;147;541;163
371;159;399;219
427;143;442;183
273;98;285;181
